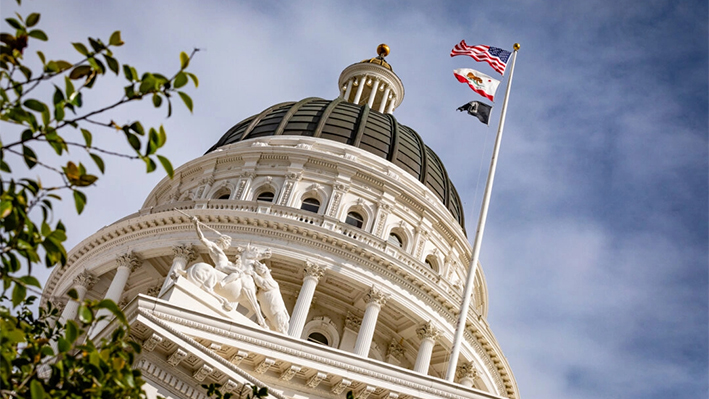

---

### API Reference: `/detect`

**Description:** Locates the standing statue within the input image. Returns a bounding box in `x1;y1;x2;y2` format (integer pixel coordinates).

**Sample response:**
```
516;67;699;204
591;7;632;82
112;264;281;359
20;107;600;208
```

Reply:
176;216;267;329
252;261;290;334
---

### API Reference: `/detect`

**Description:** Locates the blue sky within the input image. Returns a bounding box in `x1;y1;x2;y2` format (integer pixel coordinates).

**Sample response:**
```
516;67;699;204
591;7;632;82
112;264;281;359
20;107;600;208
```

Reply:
2;1;707;398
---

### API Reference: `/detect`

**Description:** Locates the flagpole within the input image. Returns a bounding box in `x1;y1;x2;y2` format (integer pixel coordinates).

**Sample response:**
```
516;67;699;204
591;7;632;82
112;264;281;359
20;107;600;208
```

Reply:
445;43;520;382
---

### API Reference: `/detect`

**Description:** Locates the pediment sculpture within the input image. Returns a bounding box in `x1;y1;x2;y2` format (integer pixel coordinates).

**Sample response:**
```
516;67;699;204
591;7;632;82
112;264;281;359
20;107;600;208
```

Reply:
175;215;290;333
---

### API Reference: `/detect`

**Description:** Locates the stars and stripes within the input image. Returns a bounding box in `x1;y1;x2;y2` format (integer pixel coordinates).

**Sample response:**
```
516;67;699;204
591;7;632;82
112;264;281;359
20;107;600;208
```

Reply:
450;41;511;75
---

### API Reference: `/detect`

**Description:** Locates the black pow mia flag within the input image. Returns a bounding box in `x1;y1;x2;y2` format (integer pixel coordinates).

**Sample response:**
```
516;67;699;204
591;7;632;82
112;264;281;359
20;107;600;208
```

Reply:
456;101;492;125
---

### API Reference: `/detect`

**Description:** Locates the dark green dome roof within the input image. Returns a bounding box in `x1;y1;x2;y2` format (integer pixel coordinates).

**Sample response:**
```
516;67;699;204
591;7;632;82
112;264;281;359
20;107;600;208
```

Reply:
208;97;465;230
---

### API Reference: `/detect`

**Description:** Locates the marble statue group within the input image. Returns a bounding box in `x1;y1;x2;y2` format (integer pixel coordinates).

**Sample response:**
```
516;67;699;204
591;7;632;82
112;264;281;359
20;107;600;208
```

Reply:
176;217;290;334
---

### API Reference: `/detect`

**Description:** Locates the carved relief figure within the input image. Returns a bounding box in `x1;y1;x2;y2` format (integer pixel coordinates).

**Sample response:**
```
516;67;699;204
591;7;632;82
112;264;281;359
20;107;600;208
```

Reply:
177;217;267;328
252;261;290;334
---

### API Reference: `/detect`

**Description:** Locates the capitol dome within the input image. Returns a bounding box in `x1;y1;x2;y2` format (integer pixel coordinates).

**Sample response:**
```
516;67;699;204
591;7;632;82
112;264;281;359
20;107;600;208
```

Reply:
209;98;466;229
42;45;519;399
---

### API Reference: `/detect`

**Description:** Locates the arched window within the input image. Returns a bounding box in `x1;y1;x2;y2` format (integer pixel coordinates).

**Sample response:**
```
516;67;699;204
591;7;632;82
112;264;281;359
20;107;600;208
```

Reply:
425;255;439;272
300;197;320;213
345;211;364;228
388;232;403;247
307;332;329;346
212;186;231;200
256;191;275;202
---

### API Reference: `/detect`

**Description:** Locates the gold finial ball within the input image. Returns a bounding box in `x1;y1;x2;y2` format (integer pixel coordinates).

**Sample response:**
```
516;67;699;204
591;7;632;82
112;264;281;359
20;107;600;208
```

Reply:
377;43;390;57
513;43;521;51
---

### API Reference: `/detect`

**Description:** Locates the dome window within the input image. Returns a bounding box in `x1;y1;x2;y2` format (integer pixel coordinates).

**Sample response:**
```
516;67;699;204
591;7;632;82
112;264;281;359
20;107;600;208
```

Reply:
388;232;403;247
256;191;275;202
345;211;364;228
218;194;230;200
425;255;439;272
300;197;320;213
307;332;329;346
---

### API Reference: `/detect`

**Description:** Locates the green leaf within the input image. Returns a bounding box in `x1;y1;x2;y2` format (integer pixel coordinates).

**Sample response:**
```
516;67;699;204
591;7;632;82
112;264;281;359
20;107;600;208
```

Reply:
88;37;102;52
69;65;91;80
129;121;144;135
78;304;93;323
90;153;105;173
36;50;46;64
28;29;48;41
30;379;46;399
57;337;70;353
67;288;79;300
23;99;46;113
109;30;123;46
72;42;89;56
157;155;173;178
157;125;167;147
25;13;40;27
5;18;22;30
122;64;135;81
18;275;41;288
152;93;162;108
145;157;157;173
126;132;141;151
104;54;119;75
180;51;189;69
178;91;193;112
65;320;79;343
81;128;92;147
97;299;127;324
173;71;188;88
65;76;75;98
22;145;37;169
0;200;12;218
55;60;72;71
187;72;199;87
12;283;26;307
73;189;86;214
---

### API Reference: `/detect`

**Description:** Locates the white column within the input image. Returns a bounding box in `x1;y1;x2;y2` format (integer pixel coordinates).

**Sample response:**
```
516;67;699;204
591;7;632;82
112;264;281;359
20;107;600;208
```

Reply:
413;321;441;374
386;94;396;114
58;270;97;325
288;261;326;337
343;78;354;101
91;252;141;336
352;76;367;104
158;244;197;297
456;362;479;387
367;79;380;108
378;86;391;113
353;286;389;357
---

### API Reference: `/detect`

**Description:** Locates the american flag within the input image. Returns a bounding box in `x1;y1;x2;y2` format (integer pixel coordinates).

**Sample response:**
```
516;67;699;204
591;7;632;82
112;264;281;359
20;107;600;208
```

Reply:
450;41;511;75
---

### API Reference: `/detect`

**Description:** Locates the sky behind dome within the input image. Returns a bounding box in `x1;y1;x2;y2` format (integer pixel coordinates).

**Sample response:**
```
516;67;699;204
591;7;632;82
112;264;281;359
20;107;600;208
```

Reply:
2;1;707;398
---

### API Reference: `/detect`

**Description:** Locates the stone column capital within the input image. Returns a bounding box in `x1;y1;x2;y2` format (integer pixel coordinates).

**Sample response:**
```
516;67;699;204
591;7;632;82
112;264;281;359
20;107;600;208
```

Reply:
387;338;405;359
116;251;141;272
365;286;390;307
456;361;479;380
172;243;197;262
304;261;326;281
73;270;97;290
416;321;442;341
345;311;362;331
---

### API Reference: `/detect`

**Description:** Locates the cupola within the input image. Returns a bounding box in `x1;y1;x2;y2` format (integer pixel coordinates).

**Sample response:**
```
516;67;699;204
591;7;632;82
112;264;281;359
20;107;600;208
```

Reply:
337;44;405;113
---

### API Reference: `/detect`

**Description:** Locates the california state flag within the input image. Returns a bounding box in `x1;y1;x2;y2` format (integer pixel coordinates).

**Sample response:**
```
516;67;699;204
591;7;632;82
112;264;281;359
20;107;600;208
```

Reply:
453;68;501;101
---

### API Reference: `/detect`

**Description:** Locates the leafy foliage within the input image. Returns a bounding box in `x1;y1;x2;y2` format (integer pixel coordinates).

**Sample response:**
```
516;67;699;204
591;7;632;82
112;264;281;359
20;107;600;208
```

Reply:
0;2;199;398
203;382;269;399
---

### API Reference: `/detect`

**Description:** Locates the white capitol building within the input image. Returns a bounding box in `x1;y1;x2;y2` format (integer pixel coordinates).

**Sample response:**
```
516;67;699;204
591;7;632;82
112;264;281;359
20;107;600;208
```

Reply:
42;45;520;399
